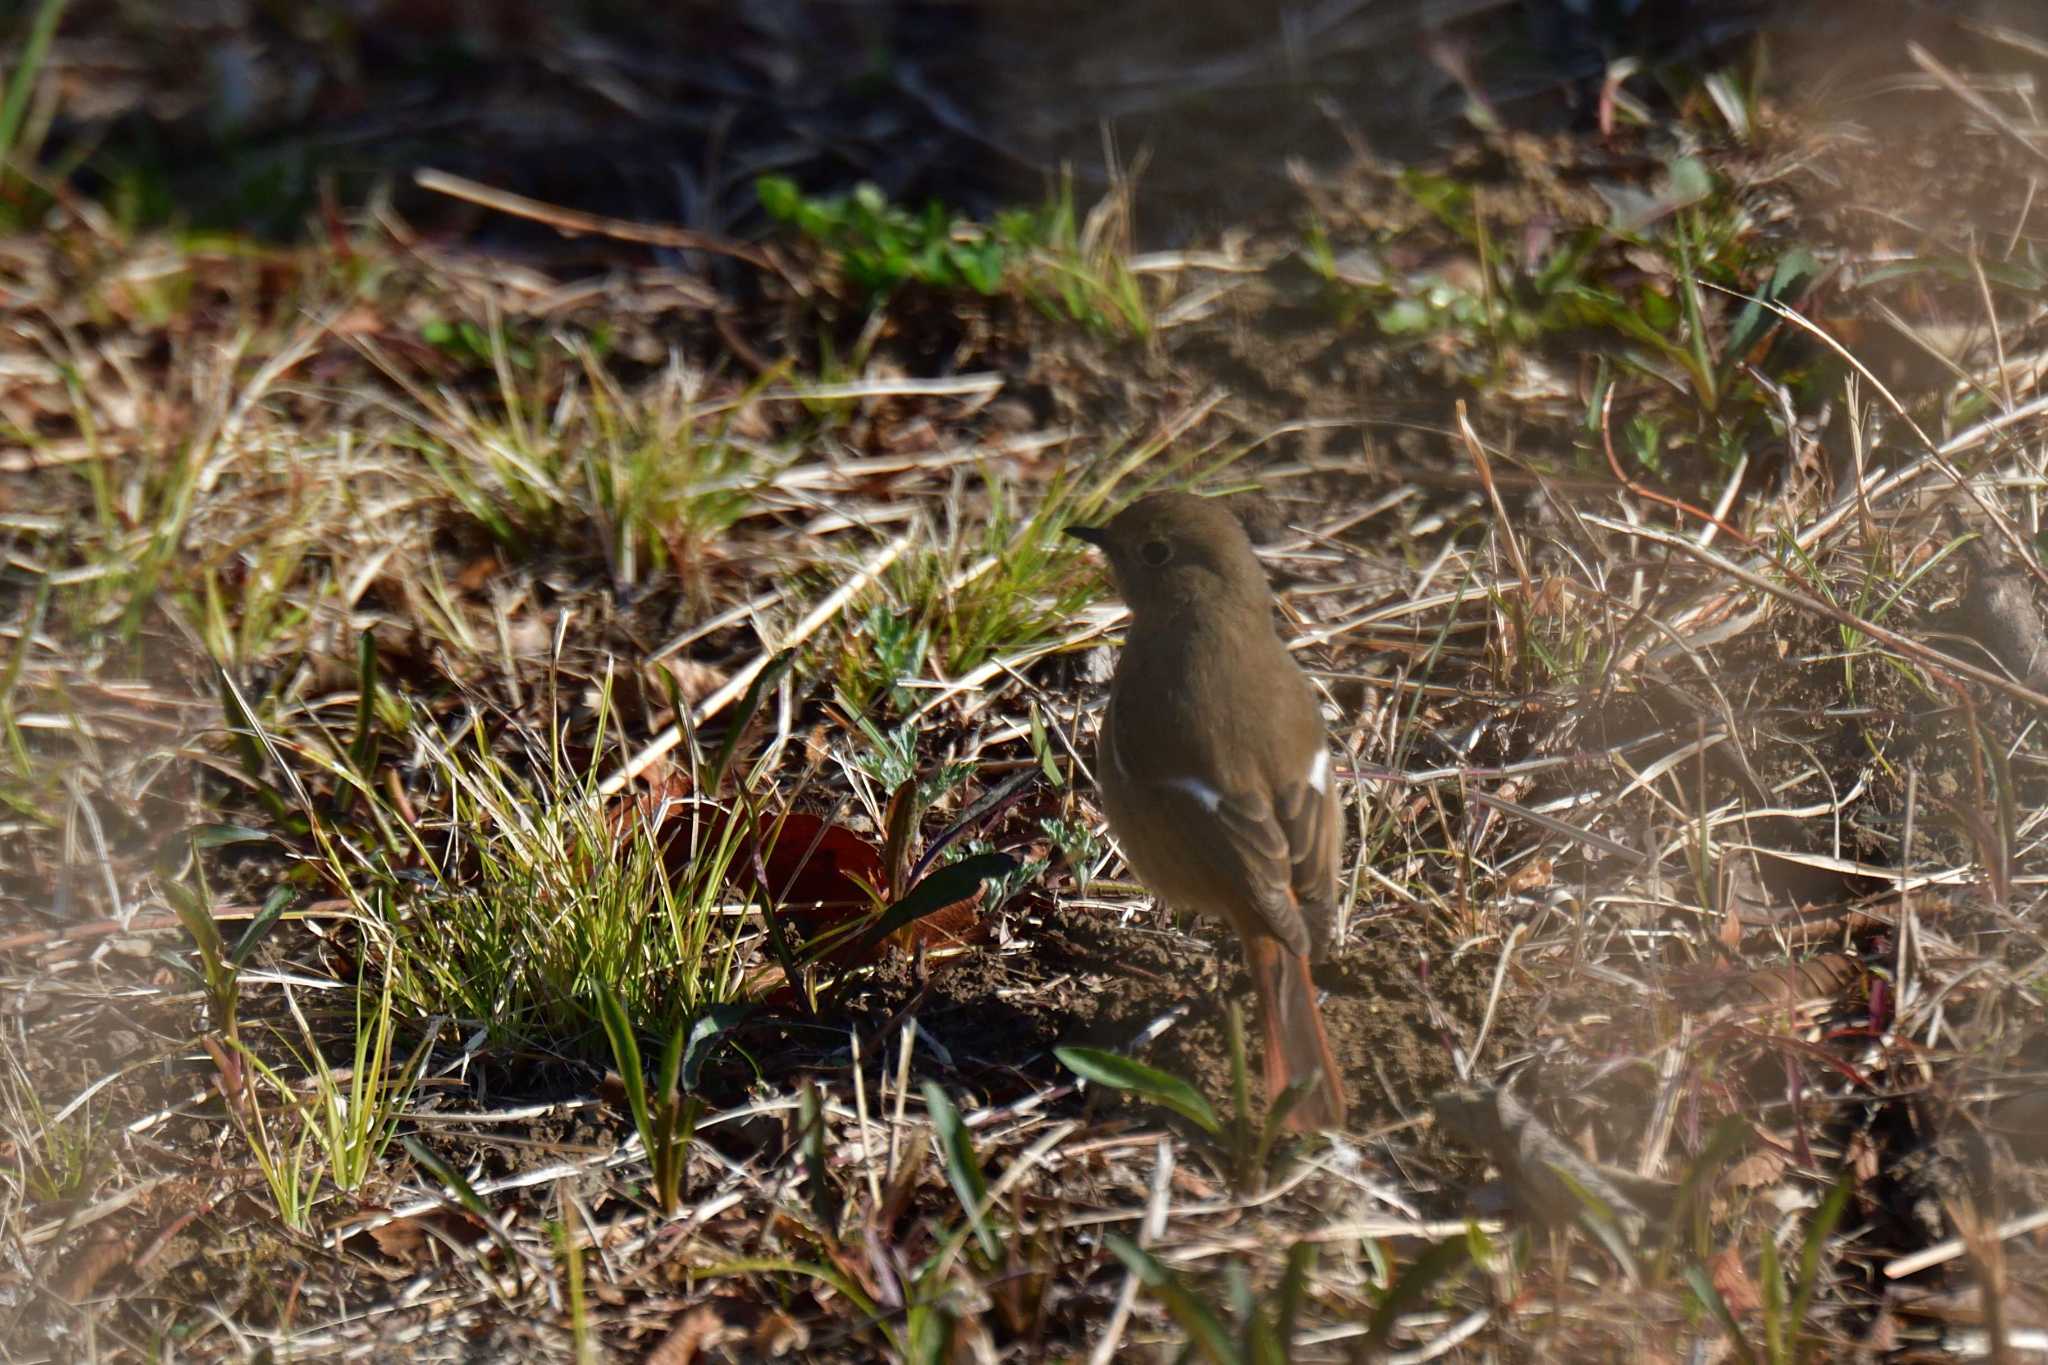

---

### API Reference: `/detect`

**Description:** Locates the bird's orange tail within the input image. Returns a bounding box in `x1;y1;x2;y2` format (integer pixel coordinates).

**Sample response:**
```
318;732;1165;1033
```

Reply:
1242;936;1346;1131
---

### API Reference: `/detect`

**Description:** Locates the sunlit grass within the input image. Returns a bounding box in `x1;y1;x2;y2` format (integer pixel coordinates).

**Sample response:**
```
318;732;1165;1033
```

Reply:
374;319;779;587
352;703;755;1050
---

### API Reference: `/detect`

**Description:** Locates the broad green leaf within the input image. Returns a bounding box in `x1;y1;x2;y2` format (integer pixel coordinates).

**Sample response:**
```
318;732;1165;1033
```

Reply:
228;885;295;968
856;851;1015;953
1363;1236;1471;1355
1106;1235;1244;1365
1055;1046;1221;1136
923;1082;998;1260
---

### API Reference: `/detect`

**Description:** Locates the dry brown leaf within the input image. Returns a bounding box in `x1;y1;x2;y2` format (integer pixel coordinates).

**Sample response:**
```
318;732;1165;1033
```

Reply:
651;656;729;708
52;1230;132;1303
1723;1146;1788;1192
453;553;503;593
1710;1244;1762;1316
1505;856;1553;894
752;1307;810;1358
328;305;386;336
644;1305;724;1365
368;1216;430;1266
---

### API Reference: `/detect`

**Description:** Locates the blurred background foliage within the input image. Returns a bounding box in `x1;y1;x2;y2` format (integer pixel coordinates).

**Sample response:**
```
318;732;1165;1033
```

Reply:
10;0;2036;244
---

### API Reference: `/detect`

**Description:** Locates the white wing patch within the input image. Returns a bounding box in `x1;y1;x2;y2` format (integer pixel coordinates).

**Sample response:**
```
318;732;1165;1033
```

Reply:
1160;775;1225;813
1306;748;1331;795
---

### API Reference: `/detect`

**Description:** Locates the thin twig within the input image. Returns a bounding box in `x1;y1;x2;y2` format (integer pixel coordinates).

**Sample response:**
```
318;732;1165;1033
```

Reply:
413;168;787;277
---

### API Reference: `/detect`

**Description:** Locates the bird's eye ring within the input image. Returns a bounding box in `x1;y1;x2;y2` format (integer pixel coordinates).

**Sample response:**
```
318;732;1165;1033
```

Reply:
1139;539;1173;566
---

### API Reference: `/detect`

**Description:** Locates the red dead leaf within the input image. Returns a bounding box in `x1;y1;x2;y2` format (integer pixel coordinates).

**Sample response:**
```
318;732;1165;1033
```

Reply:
889;883;982;953
735;811;885;912
607;787;985;966
1710;1244;1762;1316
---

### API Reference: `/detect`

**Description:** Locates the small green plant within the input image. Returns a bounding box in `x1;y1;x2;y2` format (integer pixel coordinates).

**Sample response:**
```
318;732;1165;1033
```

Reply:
276;968;425;1195
1310;155;1814;481
758;176;1012;297
594;983;703;1217
1056;1001;1312;1191
207;961;423;1229
419;317;533;371
208;1036;320;1233
22;1113;98;1205
1685;1174;1854;1365
6;1063;102;1207
757;175;1150;336
164;851;292;1040
1106;1236;1321;1365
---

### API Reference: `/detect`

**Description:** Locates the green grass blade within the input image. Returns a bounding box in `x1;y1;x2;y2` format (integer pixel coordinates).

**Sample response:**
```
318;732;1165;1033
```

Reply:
402;1134;492;1223
681;1003;753;1089
1106;1235;1244;1365
1685;1263;1761;1365
1363;1236;1471;1355
922;1081;999;1260
349;627;381;776
228;884;295;968
594;984;652;1150
707;649;795;790
0;0;68;169
1788;1172;1854;1354
1055;1046;1221;1136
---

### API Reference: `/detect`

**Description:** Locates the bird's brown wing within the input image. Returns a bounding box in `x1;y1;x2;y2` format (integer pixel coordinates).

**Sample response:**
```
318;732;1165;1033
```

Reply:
1273;769;1340;959
1101;764;1318;958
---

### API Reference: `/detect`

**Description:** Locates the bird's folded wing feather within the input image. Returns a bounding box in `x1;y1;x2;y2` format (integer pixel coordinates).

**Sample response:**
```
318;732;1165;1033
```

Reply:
1274;766;1340;958
1126;774;1326;957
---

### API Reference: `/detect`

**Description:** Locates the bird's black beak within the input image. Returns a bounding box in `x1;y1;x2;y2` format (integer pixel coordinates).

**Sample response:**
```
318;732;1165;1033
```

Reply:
1064;524;1108;548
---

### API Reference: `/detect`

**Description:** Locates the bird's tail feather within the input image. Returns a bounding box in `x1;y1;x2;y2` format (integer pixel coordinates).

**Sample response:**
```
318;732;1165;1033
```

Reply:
1243;936;1346;1131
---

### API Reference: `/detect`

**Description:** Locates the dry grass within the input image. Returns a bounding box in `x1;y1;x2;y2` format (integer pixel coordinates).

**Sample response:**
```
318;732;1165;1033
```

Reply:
8;27;2048;1364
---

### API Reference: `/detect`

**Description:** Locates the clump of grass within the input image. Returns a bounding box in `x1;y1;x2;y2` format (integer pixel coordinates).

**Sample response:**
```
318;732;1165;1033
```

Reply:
210;966;424;1231
830;442;1221;717
379;324;775;587
372;707;754;1049
834;473;1100;714
3;1059;102;1209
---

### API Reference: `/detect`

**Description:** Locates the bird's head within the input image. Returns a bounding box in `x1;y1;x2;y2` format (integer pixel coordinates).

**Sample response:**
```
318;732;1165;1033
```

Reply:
1066;491;1272;619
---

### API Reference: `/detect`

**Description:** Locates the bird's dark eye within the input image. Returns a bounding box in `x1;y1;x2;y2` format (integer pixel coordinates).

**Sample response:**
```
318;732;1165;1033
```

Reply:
1139;539;1173;566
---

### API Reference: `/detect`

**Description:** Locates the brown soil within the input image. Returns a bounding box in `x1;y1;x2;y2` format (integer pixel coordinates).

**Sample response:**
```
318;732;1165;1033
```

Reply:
859;900;1522;1136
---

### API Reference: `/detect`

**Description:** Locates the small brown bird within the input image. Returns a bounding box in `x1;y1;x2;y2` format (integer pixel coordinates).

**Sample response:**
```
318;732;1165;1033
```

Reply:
1068;492;1346;1130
